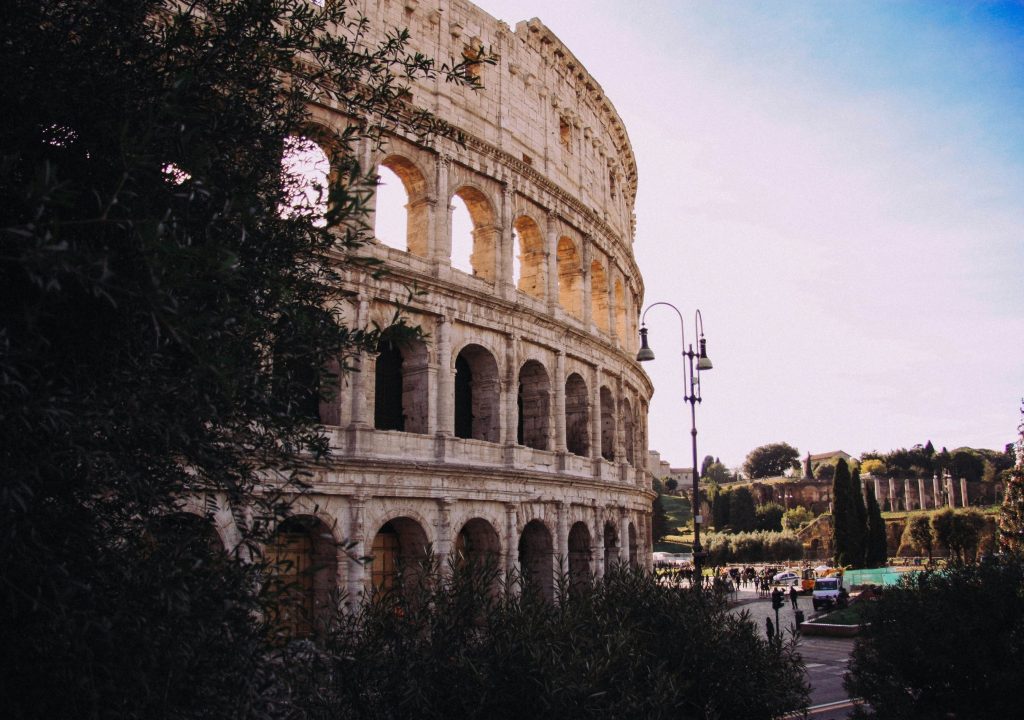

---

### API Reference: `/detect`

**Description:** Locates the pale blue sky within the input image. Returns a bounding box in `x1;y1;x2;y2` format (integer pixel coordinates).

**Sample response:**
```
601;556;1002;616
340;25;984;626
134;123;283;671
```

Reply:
470;0;1024;469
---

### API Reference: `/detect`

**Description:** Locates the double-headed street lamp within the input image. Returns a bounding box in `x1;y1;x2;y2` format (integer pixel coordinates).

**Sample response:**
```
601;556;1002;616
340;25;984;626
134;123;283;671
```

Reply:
636;303;712;584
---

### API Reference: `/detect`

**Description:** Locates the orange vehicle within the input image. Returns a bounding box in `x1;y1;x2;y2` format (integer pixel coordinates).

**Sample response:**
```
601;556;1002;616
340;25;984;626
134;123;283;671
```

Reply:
800;567;816;593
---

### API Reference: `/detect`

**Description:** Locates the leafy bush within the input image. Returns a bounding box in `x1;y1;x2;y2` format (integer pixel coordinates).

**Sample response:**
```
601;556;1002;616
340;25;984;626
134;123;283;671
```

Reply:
703;531;805;564
846;556;1024;719
307;561;810;720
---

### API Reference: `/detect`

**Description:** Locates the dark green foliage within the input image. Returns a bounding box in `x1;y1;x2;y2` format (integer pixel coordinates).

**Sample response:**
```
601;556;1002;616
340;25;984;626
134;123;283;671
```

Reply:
712;488;731;530
901;513;934;561
849;468;868;565
930;508;986;563
729;486;757;532
0;1;482;717
705;531;804;564
310;561;809;720
950;448;985;483
846;557;1024;719
652;493;669;543
755;502;784;532
743;442;800;479
831;459;852;565
864;484;888;567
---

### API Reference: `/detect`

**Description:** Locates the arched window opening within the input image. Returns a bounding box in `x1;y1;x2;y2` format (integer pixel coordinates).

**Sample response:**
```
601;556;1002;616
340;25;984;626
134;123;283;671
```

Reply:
455;518;501;569
370;517;428;595
450;186;498;281
565;373;589;457
375;156;429;255
603;520;619;572
374;343;404;431
600;386;615;461
591;260;609;334
513;216;545;300
267;516;337;639
518;360;550;451
280;136;329;227
518;519;554;601
614;280;627;344
372;336;429;434
454;344;500;443
628;522;638;567
556;236;583;319
622;399;636;465
567;522;592;592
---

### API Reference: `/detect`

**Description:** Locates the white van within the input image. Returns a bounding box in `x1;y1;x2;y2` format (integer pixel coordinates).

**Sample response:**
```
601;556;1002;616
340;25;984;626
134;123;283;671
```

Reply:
811;576;844;610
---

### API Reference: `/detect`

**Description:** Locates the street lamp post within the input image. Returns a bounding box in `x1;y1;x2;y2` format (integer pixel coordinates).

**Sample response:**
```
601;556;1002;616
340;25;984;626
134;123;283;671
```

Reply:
636;303;712;584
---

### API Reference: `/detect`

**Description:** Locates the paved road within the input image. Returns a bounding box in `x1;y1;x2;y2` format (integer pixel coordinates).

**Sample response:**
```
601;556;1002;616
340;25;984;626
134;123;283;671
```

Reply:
730;587;860;719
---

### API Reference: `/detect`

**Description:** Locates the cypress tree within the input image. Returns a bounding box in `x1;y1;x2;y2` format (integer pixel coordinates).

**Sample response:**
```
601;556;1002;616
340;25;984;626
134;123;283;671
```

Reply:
850;467;868;567
832;459;852;566
865;483;888;567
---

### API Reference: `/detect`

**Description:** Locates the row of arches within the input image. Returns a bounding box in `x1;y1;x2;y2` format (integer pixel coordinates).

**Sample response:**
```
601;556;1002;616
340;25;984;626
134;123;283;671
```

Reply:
282;136;641;350
368;336;642;465
174;509;642;637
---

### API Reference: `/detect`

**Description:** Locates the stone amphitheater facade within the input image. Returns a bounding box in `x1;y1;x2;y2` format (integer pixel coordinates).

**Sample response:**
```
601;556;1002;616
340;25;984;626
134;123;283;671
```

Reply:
202;0;654;616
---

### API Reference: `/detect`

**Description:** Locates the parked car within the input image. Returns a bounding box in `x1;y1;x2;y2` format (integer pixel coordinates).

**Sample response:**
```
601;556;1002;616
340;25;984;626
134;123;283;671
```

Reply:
772;570;800;586
812;576;846;610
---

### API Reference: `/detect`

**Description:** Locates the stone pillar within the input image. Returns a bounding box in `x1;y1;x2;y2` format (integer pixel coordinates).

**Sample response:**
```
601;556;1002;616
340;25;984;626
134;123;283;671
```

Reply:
590;366;602;462
592;505;605;579
556;502;568;575
613;376;626;461
933;474;941;510
946;475;955;508
504;503;519;579
435;497;454;575
918;477;926;512
349;297;370;429
546;210;559;315
500;185;515;300
888;477;897;512
606;264;617;343
435;316;453;436
348;496;367;601
554;350;567;452
904;479;912;513
433;154;452;267
873;477;882;508
618;509;629;564
960;477;969;508
504;334;519;449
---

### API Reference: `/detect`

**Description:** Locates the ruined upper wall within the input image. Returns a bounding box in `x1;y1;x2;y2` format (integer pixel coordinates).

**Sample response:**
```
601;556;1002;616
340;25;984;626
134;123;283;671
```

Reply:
355;0;638;244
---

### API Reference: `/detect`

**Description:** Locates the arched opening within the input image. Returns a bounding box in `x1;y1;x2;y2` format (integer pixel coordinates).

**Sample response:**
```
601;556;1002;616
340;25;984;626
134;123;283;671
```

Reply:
267;516;338;638
451;186;498;281
513;215;545;300
628;522;638;567
518;519;554;601
614;280;627;342
600;386;615;461
454;344;500;443
590;260;609;333
455;518;501;568
622;398;635;465
565;372;589;457
518;360;550;450
375;155;429;255
567;521;592;591
370;517;429;595
373;336;429;434
280;136;330;227
603;520;619;571
556;236;583;319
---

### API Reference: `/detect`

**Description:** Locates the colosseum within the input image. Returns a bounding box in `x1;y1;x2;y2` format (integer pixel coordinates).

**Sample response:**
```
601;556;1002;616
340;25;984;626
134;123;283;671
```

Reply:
216;0;655;619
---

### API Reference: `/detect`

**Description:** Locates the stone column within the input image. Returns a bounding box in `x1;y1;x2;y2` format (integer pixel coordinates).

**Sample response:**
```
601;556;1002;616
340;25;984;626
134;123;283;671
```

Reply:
554;350;567;452
348;496;367;601
960;477;969;508
505;503;519;579
932;474;941;510
556;502;569;575
873;477;881;507
435;316;453;436
613;375;626;462
918;478;926;512
590;365;602;462
435;497;454;576
888;477;897;512
592;505;605;579
546;210;559;315
946;475;955;508
499;185;515;300
618;509;629;564
504;334;519;449
904;479;912;513
432;153;452;267
581;235;593;330
348;297;370;429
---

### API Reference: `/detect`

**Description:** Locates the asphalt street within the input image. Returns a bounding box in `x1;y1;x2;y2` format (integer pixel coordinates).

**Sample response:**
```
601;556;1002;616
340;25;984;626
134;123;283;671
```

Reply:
729;586;860;719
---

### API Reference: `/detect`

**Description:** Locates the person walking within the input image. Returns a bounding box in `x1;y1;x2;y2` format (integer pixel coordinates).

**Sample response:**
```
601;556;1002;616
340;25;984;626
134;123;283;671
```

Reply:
789;584;799;610
765;616;775;641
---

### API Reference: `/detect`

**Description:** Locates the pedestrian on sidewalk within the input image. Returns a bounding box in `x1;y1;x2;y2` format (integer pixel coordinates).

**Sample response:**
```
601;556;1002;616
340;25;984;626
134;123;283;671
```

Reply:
765;616;775;641
789;584;798;610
